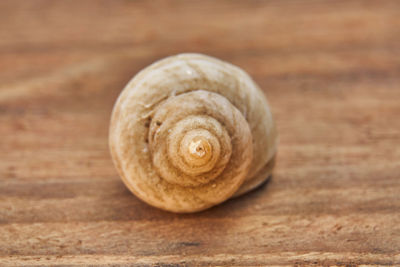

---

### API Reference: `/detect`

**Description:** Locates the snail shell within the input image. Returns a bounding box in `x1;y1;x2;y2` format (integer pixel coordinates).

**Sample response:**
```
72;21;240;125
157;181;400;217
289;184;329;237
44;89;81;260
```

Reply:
109;53;277;213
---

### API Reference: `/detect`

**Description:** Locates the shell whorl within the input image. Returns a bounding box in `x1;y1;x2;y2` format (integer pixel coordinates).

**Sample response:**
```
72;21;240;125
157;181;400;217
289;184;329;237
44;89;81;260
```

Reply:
109;53;277;212
149;90;252;188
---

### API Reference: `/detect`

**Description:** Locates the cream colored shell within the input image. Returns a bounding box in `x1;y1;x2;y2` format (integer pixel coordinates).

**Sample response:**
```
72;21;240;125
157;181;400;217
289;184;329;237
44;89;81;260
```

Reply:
109;53;278;213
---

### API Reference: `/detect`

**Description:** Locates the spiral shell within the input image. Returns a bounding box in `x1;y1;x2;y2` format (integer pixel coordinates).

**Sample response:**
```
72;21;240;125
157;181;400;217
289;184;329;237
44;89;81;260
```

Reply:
109;53;277;213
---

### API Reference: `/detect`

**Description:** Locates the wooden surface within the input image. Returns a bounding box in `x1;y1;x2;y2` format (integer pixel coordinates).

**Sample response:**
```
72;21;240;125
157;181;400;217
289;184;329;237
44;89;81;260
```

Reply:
1;0;400;266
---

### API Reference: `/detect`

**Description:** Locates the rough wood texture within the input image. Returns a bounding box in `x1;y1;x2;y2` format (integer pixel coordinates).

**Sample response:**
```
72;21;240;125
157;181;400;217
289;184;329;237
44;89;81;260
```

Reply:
0;0;399;266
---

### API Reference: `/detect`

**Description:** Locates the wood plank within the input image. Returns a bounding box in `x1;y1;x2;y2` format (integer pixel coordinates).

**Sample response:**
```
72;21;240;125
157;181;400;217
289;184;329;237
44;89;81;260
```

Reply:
0;0;399;265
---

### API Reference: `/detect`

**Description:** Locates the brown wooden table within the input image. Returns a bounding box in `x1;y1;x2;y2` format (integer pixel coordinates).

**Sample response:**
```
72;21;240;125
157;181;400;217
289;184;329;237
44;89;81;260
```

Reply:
1;1;399;265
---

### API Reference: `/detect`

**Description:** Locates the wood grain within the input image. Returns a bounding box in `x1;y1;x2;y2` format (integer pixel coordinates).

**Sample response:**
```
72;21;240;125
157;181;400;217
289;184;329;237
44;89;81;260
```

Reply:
0;0;400;265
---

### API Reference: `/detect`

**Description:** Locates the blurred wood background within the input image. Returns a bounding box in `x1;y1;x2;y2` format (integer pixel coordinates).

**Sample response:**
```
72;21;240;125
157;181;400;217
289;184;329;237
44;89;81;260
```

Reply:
1;0;400;266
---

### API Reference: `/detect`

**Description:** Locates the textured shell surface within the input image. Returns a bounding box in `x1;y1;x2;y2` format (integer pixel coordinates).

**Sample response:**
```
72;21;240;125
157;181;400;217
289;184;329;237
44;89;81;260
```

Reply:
109;53;278;213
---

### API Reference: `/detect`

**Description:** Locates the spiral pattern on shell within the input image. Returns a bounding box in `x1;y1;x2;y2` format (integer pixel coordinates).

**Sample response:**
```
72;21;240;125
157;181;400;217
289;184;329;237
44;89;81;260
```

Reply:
109;53;277;212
